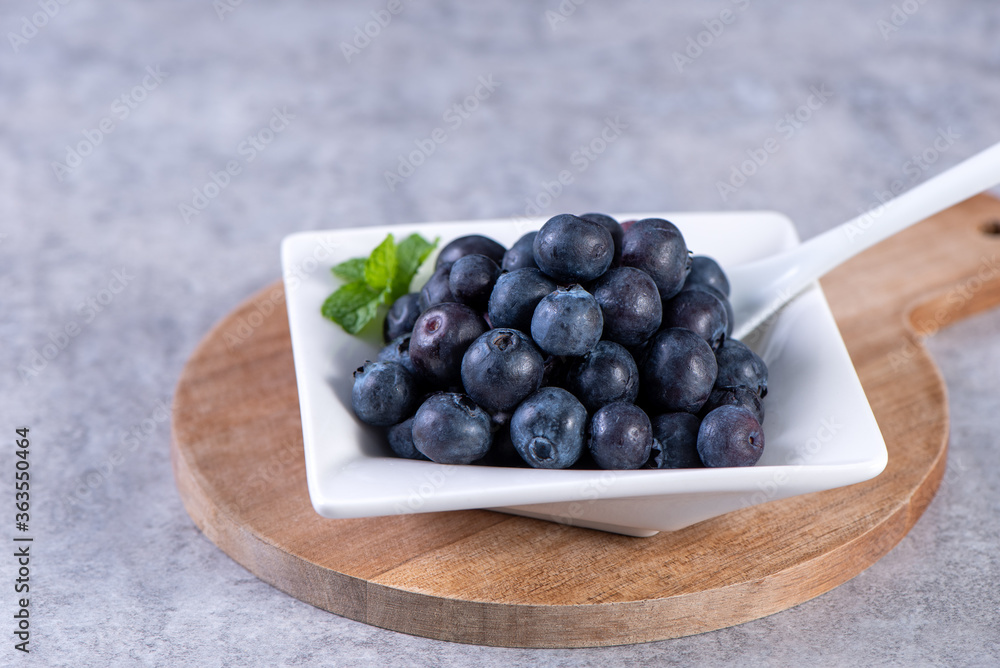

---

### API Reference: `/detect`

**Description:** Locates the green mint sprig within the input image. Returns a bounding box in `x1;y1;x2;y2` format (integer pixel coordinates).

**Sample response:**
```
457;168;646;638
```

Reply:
321;233;438;334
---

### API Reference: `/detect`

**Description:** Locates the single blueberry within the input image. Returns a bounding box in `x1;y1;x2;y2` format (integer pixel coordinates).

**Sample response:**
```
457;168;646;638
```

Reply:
579;212;624;266
715;338;768;397
697;405;764;467
475;426;529;468
662;289;729;350
418;264;456;312
386;417;428;460
591;266;662;347
412;393;493;464
541;353;569;388
510;387;587;469
620;218;691;299
408;302;488;387
627;337;654;369
502;232;539;271
684;255;730;297
436;235;506;269
640;327;718;414
448;254;501;312
488;408;515;430
649;412;703;468
533;214;614;283
684;283;734;337
351;360;417;427
701;385;765;425
488;268;558;332
377;334;418;376
531;285;603;357
461;328;544;414
563;341;639;412
384;292;421;342
588;401;654;470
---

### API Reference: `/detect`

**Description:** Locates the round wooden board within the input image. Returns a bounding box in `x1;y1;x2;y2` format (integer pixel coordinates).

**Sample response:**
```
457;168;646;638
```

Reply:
171;195;1000;648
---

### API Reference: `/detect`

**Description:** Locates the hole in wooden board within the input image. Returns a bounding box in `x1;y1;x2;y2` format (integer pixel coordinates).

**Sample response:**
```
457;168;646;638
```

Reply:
981;220;1000;237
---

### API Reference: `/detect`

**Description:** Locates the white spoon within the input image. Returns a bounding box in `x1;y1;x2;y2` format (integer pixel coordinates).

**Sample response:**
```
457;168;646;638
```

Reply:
727;140;1000;340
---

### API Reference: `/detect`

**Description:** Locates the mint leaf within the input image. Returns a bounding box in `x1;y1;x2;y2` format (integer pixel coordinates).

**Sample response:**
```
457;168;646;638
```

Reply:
392;233;438;299
364;234;397;291
322;232;439;336
321;281;381;334
331;257;366;282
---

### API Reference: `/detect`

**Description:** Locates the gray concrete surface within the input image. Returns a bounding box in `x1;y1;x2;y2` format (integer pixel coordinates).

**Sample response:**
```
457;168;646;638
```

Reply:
1;1;999;665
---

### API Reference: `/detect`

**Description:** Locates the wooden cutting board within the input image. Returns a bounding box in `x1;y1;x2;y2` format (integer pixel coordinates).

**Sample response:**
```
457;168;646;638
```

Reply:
171;195;1000;648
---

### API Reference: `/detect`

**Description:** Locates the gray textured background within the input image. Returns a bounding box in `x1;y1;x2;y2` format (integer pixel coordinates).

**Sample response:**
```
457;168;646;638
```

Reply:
2;1;1000;666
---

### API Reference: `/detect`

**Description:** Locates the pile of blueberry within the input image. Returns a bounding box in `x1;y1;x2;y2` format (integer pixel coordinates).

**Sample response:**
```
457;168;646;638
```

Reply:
351;213;768;470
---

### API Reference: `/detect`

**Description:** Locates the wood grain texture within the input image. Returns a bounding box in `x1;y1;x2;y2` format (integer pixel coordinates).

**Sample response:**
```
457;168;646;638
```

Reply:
171;195;1000;648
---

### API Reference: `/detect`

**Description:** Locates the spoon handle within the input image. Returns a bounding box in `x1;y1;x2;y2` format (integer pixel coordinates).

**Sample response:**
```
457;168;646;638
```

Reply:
731;139;1000;339
796;138;1000;280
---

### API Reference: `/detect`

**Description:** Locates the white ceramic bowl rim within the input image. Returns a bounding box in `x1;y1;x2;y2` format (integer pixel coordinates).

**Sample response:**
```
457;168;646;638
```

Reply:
280;212;887;534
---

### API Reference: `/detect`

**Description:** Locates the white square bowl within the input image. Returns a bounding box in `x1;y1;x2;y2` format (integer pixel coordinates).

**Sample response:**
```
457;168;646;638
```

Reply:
281;212;887;537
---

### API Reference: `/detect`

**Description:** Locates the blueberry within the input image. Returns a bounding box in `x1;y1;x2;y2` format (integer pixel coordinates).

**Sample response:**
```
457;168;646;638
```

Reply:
408;303;488;387
510;387;587;469
533;214;614;283
715;339;768;397
563;341;639;412
448;254;501;311
384;292;421;342
640;328;717;414
475;426;528;468
377;334;418;376
684;255;730;297
620;218;690;299
684;283;734;337
351;360;417;427
649;412;703;468
662;289;729;350
588;401;653;470
436;235;506;269
502;232;539;271
531;285;603;357
412;393;493;464
418;265;456;312
697;405;764;467
461;329;544;414
579;213;624;266
541;353;569;388
387;417;428;460
701;385;764;425
487;268;557;332
626;337;654;369
591;266;662;347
